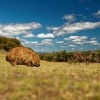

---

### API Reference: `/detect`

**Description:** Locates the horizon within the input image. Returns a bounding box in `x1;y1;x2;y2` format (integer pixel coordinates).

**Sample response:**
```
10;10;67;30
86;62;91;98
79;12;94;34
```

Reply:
0;0;100;52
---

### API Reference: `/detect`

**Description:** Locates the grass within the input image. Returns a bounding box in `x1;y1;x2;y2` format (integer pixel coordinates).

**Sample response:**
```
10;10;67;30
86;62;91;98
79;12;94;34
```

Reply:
0;52;100;100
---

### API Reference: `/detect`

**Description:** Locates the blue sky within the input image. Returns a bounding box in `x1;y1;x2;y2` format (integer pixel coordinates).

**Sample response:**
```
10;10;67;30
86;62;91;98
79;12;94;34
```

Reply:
0;0;100;52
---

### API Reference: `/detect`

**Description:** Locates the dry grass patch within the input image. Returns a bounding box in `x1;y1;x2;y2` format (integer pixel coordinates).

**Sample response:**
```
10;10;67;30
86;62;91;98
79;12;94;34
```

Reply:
0;53;100;100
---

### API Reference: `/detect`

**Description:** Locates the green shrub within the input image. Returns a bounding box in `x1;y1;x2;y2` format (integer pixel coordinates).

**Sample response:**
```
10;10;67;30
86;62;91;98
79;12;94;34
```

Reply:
0;36;22;51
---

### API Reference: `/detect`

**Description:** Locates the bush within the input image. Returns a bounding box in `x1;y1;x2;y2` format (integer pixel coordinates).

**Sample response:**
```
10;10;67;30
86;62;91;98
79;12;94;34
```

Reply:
39;50;100;63
0;36;22;51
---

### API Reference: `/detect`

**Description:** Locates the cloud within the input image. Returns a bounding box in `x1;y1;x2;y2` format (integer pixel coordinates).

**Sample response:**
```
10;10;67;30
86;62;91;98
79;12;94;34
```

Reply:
46;14;100;36
62;14;76;22
64;35;88;45
60;46;65;48
48;22;100;36
22;40;39;47
68;36;87;40
23;33;34;38
69;44;76;47
88;40;100;45
93;10;100;18
0;22;42;37
22;38;53;48
56;41;64;44
92;42;100;46
64;37;70;41
71;36;87;45
41;39;53;45
65;36;87;41
64;35;100;46
46;26;60;31
90;37;96;40
89;40;98;44
37;33;54;38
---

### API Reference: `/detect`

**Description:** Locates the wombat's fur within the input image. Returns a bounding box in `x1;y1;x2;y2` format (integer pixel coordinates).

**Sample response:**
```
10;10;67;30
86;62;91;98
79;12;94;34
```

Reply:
6;47;40;67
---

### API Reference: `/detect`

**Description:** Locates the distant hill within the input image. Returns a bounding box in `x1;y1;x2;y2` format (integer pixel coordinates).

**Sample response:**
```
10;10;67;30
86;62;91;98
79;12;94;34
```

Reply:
0;36;23;51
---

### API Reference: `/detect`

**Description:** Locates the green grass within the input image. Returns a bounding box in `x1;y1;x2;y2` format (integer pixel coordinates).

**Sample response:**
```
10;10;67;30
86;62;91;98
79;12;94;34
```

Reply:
0;53;100;100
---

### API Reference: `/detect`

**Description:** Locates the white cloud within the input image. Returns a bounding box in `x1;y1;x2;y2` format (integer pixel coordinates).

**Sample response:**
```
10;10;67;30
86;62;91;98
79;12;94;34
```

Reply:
64;36;88;45
0;22;42;37
15;36;20;39
72;36;87;44
47;22;100;36
46;26;60;31
22;40;39;47
23;40;30;44
69;44;75;47
62;14;76;22
92;43;100;46
88;40;100;46
68;36;79;40
60;46;65;48
90;37;96;40
56;41;64;43
93;10;100;18
23;33;34;38
64;37;70;41
64;35;100;46
63;22;100;33
72;39;83;42
31;41;38;44
22;38;54;48
89;40;98;44
37;33;54;38
64;36;87;41
46;14;100;36
41;39;53;45
69;36;87;40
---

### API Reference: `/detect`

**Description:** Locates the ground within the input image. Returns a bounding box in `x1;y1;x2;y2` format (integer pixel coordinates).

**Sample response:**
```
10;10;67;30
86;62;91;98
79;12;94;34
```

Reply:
0;52;100;100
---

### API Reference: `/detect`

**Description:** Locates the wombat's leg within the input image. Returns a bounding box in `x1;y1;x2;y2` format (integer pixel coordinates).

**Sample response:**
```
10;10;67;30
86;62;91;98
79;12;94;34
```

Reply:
26;62;31;67
10;61;16;66
24;60;31;67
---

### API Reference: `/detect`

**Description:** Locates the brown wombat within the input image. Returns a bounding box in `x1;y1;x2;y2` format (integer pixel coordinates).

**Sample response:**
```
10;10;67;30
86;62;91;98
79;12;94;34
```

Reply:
6;47;40;67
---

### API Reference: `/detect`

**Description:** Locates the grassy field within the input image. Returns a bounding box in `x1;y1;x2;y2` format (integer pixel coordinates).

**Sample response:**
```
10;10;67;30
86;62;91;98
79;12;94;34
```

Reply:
0;52;100;100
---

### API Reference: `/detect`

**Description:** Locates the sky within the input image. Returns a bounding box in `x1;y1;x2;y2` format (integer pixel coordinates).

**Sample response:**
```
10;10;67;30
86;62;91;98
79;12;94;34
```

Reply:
0;0;100;52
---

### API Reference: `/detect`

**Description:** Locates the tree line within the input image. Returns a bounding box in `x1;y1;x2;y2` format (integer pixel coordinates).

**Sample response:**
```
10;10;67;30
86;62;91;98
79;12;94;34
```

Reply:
39;50;100;63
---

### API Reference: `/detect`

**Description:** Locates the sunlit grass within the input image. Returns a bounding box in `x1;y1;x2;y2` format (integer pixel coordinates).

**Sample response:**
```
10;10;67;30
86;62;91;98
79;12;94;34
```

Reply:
0;53;100;100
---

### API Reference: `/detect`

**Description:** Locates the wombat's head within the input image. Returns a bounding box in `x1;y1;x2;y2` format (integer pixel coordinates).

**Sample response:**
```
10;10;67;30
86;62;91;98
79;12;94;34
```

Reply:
31;54;40;67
